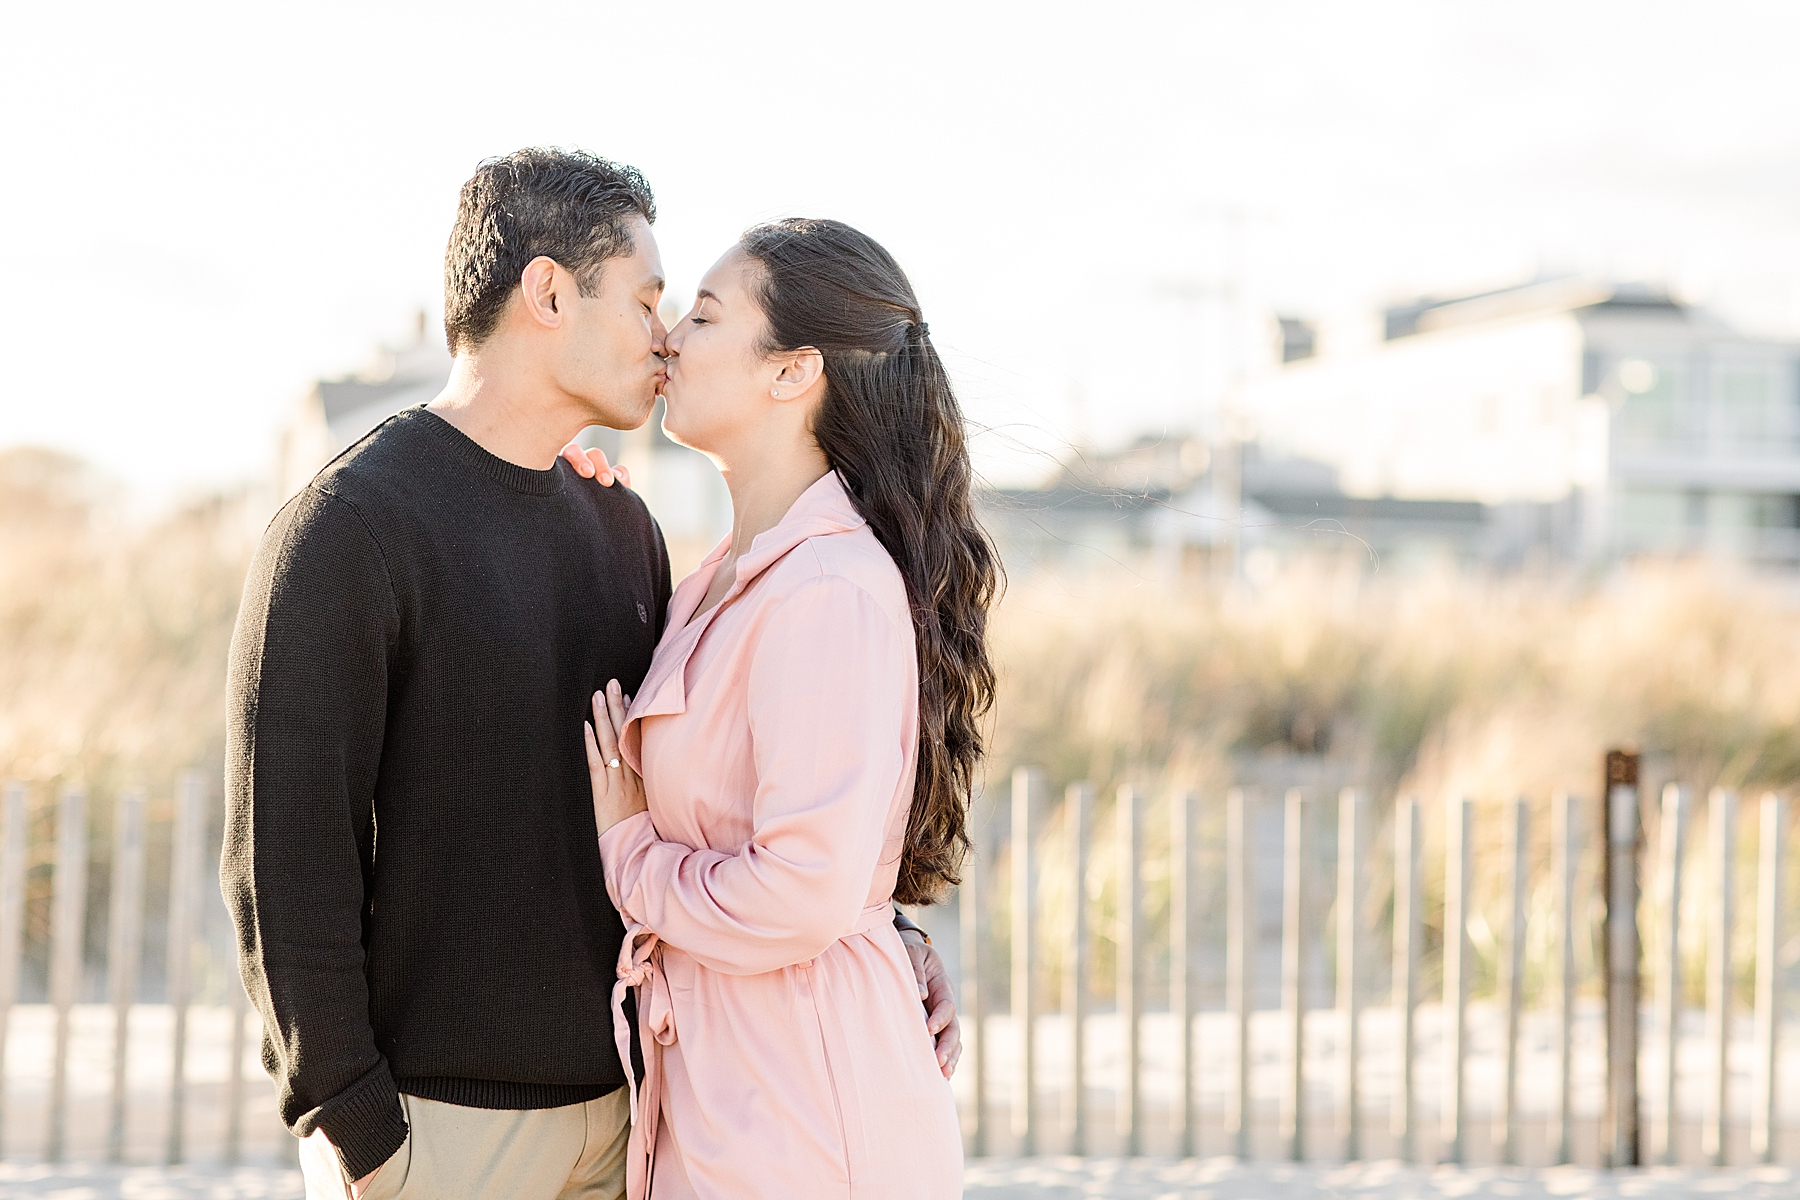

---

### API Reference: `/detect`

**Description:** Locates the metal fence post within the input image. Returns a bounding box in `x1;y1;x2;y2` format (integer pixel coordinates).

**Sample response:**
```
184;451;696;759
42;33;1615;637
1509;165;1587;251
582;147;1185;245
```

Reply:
108;788;147;1163
1117;785;1142;1155
167;769;206;1165
1282;789;1307;1162
1172;789;1198;1157
1444;796;1472;1166
47;784;89;1163
1752;792;1786;1164
1067;782;1092;1154
1011;767;1042;1152
1499;796;1530;1165
1554;791;1580;1166
960;792;986;1157
1392;797;1421;1164
1337;789;1366;1161
1602;751;1642;1168
1705;787;1736;1166
1227;788;1254;1160
0;782;26;1156
1655;784;1689;1165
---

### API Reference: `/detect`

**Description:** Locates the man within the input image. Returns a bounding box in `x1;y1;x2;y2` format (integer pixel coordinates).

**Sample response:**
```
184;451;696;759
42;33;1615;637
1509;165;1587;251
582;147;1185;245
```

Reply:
224;148;958;1200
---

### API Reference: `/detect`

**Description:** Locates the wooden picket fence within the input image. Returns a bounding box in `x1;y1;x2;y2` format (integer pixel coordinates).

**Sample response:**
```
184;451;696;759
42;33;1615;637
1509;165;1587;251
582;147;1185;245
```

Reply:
955;766;1796;1167
0;772;270;1165
5;764;1795;1169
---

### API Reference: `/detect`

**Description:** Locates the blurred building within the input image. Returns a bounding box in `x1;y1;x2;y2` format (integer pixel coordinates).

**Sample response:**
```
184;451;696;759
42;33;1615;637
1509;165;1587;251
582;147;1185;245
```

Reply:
986;277;1800;577
1242;278;1800;565
981;435;1492;578
277;313;453;500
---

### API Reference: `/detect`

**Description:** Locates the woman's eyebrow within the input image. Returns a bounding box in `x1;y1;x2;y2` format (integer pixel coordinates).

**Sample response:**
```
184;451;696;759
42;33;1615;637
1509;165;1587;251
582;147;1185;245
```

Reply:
695;288;720;305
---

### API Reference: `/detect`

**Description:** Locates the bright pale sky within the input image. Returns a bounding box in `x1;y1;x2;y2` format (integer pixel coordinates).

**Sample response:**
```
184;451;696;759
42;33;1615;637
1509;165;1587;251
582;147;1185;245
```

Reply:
4;0;1799;504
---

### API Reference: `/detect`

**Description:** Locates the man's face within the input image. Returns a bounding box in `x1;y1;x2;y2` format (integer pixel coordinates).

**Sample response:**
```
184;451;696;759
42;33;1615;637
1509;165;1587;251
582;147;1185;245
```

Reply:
558;215;667;429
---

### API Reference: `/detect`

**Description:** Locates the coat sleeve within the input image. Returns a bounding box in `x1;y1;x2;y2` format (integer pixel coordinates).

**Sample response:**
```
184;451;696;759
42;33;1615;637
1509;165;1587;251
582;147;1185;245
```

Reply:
220;487;407;1181
597;572;914;975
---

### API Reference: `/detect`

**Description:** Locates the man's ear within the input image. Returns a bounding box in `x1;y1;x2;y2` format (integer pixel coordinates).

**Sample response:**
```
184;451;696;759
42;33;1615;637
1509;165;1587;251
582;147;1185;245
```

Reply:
772;347;825;399
518;256;565;330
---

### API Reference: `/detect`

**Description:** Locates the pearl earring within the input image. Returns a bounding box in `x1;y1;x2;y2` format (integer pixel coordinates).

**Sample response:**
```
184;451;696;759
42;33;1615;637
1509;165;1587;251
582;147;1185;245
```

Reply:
771;387;780;398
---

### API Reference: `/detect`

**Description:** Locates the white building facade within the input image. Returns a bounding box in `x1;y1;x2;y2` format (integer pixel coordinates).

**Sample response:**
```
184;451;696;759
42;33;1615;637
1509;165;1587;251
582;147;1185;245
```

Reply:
1241;279;1800;564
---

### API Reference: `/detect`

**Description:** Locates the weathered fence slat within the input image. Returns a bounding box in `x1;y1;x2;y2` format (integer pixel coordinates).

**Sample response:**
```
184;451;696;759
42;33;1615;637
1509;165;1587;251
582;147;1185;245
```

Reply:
0;781;26;1155
1705;787;1737;1166
225;958;249;1165
108;788;147;1164
1392;797;1421;1163
1337;789;1365;1162
1282;789;1307;1163
1753;792;1786;1164
166;769;206;1165
1553;791;1579;1166
960;789;986;1157
48;784;89;1163
1066;782;1092;1154
1443;796;1472;1166
1116;786;1142;1154
1603;753;1642;1168
1171;789;1197;1157
1499;797;1530;1165
1011;766;1042;1151
1655;784;1689;1165
1226;788;1253;1160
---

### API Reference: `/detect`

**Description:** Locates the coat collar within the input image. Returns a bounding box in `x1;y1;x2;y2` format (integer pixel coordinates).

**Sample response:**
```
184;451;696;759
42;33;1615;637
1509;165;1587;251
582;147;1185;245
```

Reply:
620;472;866;762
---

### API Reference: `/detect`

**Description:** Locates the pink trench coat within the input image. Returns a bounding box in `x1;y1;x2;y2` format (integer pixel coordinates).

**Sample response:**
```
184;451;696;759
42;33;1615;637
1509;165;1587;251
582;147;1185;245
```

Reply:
597;472;963;1200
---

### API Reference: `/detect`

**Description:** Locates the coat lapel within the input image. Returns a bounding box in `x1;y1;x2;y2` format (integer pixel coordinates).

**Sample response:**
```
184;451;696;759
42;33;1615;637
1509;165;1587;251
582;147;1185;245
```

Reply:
618;472;866;770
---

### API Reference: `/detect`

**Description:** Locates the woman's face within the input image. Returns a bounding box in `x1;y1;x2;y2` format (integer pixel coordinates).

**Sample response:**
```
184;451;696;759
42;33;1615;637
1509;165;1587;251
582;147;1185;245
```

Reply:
659;247;774;455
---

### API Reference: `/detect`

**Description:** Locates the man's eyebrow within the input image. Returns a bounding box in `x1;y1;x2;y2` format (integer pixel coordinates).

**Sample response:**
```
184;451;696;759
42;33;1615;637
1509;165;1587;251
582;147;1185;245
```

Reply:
644;274;666;294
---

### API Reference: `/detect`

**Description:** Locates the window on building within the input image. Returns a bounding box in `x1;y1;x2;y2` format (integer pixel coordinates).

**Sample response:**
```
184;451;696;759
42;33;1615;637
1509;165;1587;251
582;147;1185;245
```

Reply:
1749;493;1800;528
1278;317;1316;363
1615;364;1687;448
1685;490;1708;531
1716;367;1778;445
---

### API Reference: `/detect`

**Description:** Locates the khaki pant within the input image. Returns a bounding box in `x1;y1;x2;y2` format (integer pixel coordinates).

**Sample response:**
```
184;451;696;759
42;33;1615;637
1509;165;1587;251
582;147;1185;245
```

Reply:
301;1089;631;1200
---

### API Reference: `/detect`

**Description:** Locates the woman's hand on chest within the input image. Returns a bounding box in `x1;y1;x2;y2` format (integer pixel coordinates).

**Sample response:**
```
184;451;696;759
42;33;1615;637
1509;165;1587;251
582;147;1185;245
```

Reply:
585;679;648;836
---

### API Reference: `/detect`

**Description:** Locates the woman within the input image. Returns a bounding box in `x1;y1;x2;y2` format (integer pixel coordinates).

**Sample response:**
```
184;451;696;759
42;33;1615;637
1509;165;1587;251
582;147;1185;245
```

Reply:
582;218;998;1199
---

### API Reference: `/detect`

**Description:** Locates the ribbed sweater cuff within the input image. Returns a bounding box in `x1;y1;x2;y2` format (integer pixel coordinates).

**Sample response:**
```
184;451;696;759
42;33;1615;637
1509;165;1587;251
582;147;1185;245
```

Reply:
315;1062;408;1182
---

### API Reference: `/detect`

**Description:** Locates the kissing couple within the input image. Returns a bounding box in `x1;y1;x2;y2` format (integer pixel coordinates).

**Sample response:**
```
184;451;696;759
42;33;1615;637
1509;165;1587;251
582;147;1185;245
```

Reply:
223;147;996;1199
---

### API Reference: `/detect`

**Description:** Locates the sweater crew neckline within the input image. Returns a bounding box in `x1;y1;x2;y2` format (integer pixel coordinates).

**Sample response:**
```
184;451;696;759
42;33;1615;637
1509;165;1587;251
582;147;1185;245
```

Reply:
409;406;568;497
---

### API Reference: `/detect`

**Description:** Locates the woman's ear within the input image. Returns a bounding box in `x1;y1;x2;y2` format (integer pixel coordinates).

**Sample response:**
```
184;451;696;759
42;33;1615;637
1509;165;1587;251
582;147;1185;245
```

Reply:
771;347;825;401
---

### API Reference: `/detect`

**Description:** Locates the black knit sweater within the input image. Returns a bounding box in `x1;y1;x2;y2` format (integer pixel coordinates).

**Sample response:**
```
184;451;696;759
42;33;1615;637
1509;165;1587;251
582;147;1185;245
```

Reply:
222;408;671;1180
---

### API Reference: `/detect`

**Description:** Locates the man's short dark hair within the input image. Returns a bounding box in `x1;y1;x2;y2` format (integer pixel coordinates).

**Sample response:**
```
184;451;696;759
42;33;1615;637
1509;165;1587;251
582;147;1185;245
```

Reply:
443;148;656;353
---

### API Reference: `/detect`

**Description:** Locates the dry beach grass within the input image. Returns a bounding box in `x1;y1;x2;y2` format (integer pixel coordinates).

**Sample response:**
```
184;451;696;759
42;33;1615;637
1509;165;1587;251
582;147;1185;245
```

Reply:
4;446;1799;1011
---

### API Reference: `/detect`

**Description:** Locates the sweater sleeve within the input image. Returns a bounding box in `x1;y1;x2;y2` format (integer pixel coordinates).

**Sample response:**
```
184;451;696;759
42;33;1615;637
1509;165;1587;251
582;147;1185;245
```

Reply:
221;487;407;1180
597;574;914;976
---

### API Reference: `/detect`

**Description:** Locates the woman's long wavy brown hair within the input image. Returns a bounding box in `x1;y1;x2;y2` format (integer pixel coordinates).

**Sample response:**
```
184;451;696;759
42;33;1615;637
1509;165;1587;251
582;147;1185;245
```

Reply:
740;218;1001;905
